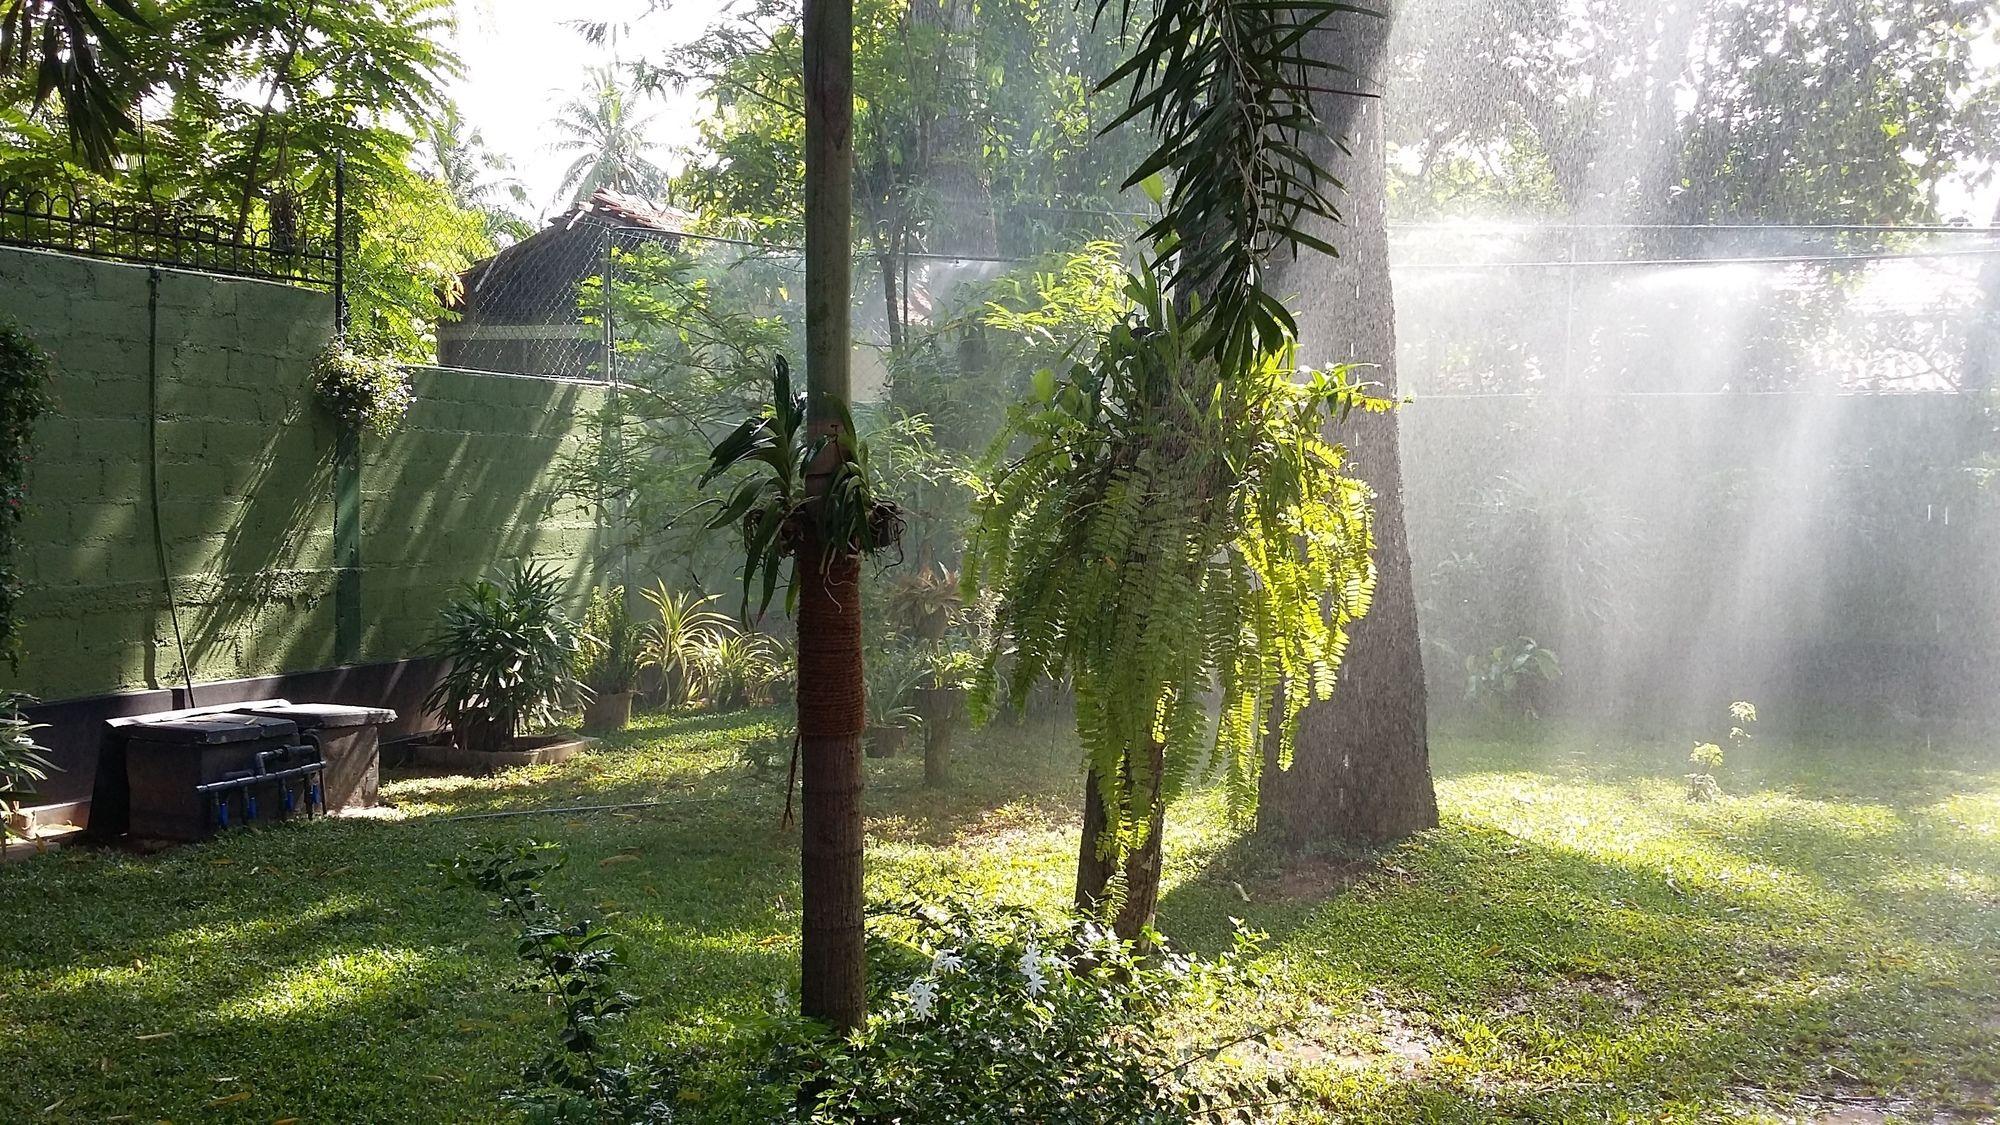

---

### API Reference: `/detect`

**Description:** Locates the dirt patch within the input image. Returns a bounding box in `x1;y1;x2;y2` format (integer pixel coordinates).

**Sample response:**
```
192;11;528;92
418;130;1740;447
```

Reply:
1489;973;1648;1021
1237;853;1410;903
1232;993;1444;1079
1269;854;1379;900
1732;1083;1972;1124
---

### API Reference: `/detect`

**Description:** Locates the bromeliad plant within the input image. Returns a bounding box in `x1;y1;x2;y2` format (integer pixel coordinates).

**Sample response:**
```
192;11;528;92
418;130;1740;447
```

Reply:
966;264;1385;933
698;354;901;621
428;562;586;753
863;645;928;757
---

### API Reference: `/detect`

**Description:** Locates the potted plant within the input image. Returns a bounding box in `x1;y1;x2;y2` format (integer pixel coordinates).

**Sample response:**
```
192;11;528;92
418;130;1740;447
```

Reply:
424;562;591;768
885;564;962;642
864;648;927;758
917;642;980;787
577;585;642;733
699;631;782;711
0;693;54;851
638;581;735;710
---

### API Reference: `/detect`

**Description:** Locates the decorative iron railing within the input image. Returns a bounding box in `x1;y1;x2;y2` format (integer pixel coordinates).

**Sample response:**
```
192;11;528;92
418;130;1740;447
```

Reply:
0;184;342;289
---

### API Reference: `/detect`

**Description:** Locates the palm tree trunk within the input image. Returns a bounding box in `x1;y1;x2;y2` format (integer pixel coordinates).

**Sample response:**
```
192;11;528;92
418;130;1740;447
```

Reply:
799;0;867;1034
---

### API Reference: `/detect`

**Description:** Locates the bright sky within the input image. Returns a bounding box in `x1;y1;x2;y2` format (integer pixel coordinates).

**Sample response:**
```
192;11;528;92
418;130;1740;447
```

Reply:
447;0;728;221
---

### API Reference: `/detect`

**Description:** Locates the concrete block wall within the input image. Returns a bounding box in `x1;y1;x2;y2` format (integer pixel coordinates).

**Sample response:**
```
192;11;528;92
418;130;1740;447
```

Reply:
0;246;611;801
358;367;610;662
0;246;339;702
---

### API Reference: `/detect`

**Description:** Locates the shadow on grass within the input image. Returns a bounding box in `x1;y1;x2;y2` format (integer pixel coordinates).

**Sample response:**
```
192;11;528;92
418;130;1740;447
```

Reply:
1154;766;2000;1120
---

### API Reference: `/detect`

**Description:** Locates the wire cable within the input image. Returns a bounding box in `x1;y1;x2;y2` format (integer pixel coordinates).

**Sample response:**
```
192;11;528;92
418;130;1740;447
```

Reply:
145;269;197;706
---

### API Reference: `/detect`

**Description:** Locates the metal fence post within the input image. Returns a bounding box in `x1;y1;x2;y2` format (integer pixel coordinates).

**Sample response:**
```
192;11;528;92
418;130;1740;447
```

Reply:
333;156;348;335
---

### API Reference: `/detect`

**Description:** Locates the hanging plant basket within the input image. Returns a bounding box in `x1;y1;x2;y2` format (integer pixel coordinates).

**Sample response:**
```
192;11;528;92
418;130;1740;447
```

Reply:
312;337;412;433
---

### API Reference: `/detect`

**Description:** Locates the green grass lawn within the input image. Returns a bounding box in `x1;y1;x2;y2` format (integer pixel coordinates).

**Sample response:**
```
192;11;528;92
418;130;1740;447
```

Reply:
4;710;1996;1123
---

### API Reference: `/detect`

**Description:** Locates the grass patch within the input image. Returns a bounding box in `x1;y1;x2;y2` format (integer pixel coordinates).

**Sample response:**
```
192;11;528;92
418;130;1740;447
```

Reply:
2;711;1995;1122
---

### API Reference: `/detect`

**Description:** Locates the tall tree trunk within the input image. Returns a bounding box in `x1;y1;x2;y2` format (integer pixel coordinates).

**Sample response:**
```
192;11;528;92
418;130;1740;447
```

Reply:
909;0;997;256
1258;5;1439;847
1965;196;2000;395
1074;743;1167;942
799;0;867;1033
919;686;958;787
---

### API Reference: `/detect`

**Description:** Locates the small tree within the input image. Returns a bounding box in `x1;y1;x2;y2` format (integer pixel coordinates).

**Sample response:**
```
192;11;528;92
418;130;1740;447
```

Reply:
1688;700;1756;801
970;0;1391;937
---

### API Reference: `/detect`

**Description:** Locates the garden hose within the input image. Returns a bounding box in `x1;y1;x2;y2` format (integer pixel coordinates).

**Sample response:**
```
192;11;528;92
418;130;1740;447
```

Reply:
146;268;197;705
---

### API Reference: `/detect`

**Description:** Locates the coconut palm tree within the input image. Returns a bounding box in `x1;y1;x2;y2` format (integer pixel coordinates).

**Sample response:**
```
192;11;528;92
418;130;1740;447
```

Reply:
421;103;531;242
546;65;668;207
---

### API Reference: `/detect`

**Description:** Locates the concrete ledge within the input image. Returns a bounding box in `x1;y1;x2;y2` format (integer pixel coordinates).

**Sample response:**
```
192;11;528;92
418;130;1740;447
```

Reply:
408;734;597;774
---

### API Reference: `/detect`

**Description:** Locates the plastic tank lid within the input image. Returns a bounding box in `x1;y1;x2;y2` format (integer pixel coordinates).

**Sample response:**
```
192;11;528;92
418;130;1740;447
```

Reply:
123;713;300;745
236;702;398;729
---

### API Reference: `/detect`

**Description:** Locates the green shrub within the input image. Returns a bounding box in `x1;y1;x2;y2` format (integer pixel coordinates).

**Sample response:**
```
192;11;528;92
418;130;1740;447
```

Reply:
452;849;1286;1125
1687;700;1756;801
698;631;783;711
577;585;643;696
0;693;54;842
428;563;585;752
312;336;412;434
1462;635;1561;717
637;582;734;709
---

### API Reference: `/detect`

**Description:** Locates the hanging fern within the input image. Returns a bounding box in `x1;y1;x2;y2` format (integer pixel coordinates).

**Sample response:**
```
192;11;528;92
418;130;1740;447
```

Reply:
965;263;1385;869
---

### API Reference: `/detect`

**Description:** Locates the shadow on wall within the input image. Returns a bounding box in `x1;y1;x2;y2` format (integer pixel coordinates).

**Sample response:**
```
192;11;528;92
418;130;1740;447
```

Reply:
356;366;612;692
155;268;341;689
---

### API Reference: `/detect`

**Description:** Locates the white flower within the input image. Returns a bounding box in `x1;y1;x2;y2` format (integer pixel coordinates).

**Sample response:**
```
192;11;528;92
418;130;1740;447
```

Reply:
906;975;939;1019
930;948;964;975
1019;941;1049;997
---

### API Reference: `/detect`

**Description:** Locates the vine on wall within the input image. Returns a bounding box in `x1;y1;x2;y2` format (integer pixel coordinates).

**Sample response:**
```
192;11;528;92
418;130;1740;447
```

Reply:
0;323;53;669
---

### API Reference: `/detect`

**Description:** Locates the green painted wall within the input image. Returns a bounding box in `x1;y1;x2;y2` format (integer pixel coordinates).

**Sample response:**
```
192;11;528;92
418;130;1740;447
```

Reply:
0;245;608;703
357;367;609;664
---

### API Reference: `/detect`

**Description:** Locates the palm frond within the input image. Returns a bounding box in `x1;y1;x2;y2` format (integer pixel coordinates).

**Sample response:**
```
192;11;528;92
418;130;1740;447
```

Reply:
1095;0;1381;373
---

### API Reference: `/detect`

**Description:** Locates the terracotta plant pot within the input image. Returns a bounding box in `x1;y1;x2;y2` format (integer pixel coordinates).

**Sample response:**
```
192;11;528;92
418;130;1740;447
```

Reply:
864;724;908;758
582;691;636;734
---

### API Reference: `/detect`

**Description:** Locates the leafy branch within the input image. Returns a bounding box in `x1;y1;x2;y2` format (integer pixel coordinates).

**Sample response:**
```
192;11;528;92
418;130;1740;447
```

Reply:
1097;0;1381;373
